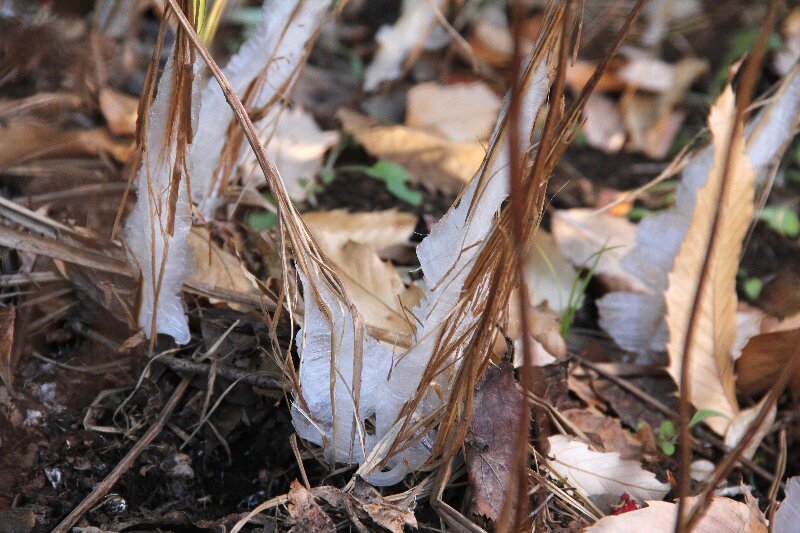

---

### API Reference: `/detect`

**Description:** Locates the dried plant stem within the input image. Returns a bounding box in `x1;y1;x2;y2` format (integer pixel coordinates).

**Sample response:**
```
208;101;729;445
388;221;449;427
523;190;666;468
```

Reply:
52;378;190;533
674;3;778;531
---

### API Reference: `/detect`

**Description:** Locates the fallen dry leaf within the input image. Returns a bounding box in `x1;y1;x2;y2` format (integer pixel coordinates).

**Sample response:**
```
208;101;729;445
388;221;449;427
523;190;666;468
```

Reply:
98;87;138;136
318;239;421;338
547;434;670;503
466;358;522;520
562;408;643;460
0;306;16;390
188;227;258;305
586;494;767;532
302;209;417;258
350;478;418;533
774;476;800;533
247;106;338;201
338;108;484;194
503;299;567;368
287;480;335;533
736;327;800;396
525;230;579;315
723;398;776;460
362;0;443;91
582;93;626;153
550;208;647;293
406;81;501;142
664;87;755;436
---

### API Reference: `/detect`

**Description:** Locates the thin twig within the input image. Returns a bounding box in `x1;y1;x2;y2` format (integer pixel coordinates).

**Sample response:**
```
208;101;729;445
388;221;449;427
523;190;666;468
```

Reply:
157;354;285;390
52;378;190;533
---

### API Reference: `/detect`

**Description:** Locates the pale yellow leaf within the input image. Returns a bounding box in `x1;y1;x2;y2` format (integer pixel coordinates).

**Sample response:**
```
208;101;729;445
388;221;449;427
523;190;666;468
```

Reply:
665;87;755;435
188;227;257;302
302;209;416;256
338;108;484;194
586;495;767;532
724;398;776;460
406;81;501;142
320;240;419;338
550;208;647;294
547;435;670;502
525;230;579;315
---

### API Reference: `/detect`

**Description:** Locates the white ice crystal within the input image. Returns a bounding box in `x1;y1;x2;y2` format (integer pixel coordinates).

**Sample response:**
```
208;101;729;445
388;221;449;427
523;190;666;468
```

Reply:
191;0;331;217
292;57;552;485
125;53;199;345
128;0;330;344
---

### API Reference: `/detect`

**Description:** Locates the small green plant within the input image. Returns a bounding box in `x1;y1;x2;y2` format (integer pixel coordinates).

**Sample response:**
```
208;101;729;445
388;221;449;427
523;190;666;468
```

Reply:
340;161;422;207
757;205;800;238
559;245;616;337
737;269;763;301
652;409;729;456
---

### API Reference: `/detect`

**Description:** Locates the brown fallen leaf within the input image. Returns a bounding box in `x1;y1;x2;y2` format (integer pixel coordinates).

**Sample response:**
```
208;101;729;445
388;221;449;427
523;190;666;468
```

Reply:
562;408;643;460
350;478;418;533
287;480;336;533
0;120;131;168
406;81;501;142
338;108;484;195
0;306;17;390
665;87;755;436
586;493;767;532
466;358;522;521
239;106;339;201
188;227;258;307
621;57;707;159
736;327;800;396
525;230;579;315
99;87;138;136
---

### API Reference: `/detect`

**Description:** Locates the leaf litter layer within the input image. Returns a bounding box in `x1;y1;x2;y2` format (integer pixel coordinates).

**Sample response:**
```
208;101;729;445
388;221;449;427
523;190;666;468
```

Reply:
1;0;800;532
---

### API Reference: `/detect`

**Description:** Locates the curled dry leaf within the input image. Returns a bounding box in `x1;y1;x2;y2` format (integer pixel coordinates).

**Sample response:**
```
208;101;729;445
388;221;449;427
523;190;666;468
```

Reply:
406;81;502;142
502;299;566;368
466;358;521;521
773;476;800;533
338;108;485;195
723;398;776;460
586;494;767;532
287;480;335;533
664;87;754;436
547;434;670;503
550;208;647;294
350;478;418;533
98;87;138;136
